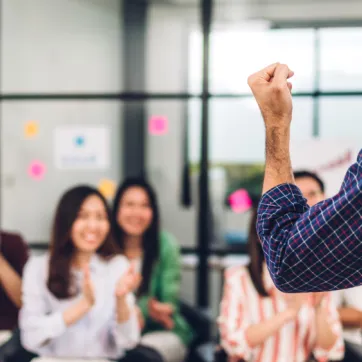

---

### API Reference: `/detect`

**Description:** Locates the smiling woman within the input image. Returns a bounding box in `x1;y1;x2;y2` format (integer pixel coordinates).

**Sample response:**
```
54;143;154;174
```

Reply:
14;185;163;362
112;178;194;362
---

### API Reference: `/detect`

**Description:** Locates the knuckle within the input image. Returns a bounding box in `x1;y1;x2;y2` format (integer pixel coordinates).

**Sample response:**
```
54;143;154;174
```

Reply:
247;75;255;86
273;84;284;93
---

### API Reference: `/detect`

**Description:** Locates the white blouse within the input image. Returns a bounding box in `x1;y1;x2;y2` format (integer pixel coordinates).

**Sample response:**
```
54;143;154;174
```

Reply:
19;253;140;359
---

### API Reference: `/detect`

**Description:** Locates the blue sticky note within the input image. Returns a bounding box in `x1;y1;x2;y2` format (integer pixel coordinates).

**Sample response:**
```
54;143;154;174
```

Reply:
75;136;85;147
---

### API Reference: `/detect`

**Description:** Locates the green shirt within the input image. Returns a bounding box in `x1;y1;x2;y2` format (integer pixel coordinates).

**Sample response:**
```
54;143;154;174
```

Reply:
137;231;194;346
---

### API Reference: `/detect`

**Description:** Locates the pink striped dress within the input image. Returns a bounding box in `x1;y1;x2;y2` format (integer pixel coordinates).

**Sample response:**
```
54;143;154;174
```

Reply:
218;266;344;362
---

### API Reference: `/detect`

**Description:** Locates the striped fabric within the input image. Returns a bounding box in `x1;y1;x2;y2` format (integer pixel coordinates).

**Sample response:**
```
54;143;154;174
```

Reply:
218;266;344;362
257;150;362;293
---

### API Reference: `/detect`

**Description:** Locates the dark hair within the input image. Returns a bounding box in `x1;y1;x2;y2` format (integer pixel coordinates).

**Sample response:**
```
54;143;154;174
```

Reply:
48;185;119;299
294;170;325;193
247;203;269;297
112;178;160;297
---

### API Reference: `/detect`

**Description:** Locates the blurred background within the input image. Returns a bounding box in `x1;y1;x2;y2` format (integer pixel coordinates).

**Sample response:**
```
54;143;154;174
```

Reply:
1;0;362;336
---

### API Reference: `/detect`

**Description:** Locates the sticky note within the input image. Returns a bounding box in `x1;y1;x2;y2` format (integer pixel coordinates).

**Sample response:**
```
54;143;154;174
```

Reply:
28;161;46;180
74;136;85;147
148;116;168;135
229;189;252;213
24;121;39;138
98;179;117;199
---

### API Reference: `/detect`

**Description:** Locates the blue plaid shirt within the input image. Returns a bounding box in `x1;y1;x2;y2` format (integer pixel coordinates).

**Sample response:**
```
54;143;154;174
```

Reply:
257;150;362;293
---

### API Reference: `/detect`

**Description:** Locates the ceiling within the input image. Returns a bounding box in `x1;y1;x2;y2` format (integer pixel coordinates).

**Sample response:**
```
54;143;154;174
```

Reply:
151;0;360;5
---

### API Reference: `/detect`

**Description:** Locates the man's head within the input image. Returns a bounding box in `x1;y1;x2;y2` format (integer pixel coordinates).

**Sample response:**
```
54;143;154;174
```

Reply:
294;170;325;207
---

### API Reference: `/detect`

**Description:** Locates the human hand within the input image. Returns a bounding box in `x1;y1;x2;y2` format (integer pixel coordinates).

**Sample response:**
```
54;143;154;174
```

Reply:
283;293;306;320
82;265;95;307
148;298;174;330
247;63;294;128
135;305;145;330
115;263;142;299
312;292;328;309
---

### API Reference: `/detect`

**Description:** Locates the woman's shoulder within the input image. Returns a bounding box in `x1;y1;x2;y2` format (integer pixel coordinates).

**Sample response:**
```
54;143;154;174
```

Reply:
23;253;50;278
159;231;179;252
106;254;130;274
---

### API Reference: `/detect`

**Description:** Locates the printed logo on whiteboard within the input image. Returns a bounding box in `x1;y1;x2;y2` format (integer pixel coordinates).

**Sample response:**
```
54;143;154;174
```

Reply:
54;126;110;170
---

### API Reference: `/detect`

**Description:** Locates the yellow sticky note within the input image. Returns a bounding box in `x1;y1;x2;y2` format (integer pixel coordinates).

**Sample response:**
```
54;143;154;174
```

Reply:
24;121;39;138
98;179;117;199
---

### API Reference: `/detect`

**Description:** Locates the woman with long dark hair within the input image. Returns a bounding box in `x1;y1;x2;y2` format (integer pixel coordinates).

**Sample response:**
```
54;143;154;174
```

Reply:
18;185;162;362
112;178;193;362
218;203;345;362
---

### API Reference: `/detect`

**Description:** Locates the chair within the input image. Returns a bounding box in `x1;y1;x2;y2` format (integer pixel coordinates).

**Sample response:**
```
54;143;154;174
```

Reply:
179;301;215;362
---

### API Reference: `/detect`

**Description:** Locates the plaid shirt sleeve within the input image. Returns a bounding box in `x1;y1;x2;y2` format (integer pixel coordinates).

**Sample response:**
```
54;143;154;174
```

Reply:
257;149;362;293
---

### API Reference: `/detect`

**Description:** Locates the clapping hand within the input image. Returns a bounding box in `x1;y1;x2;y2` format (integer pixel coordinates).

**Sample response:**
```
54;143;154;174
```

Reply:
312;292;328;309
82;265;95;307
148;298;174;330
282;293;306;320
115;263;142;299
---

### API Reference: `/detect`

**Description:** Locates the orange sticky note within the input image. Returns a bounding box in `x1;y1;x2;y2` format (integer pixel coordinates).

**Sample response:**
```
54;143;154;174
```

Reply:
24;121;39;138
98;179;117;199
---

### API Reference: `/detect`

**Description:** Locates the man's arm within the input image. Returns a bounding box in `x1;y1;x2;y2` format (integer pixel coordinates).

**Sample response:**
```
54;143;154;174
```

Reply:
263;126;294;193
257;151;362;292
248;63;362;293
247;63;295;193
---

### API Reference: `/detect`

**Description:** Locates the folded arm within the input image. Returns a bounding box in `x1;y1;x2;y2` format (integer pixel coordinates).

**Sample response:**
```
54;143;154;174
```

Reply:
257;150;362;292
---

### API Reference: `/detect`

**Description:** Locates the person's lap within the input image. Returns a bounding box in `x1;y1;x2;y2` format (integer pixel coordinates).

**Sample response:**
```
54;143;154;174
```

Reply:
140;331;187;362
0;328;163;362
2;343;163;362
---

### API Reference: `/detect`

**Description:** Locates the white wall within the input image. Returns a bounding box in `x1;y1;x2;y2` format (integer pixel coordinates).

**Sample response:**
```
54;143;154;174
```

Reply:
146;5;198;249
1;0;123;241
1;0;123;93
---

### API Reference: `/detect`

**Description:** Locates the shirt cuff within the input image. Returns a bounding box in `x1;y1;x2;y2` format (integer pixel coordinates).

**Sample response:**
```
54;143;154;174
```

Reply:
259;183;309;212
47;311;67;339
113;309;140;349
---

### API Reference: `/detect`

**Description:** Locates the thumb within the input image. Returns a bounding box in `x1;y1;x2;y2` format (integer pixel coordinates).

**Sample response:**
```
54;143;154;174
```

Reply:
128;261;137;275
83;265;91;280
149;298;158;307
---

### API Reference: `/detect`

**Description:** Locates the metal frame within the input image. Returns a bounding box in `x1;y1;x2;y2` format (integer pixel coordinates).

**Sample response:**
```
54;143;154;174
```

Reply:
197;0;212;309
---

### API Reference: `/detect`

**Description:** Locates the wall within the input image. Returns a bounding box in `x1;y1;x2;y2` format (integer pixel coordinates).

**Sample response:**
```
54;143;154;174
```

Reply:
1;0;123;93
1;0;124;242
146;5;199;249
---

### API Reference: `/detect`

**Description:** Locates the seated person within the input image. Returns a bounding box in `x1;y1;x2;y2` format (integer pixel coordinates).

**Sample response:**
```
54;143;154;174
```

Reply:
18;185;162;362
333;287;362;360
112;178;194;362
218;203;344;362
0;231;28;331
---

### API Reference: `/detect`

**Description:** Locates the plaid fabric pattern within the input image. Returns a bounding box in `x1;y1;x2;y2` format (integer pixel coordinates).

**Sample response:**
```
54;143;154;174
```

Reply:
257;150;362;292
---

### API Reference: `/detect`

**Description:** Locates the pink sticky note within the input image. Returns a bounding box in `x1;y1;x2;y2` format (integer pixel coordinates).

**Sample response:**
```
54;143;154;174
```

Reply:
149;116;168;135
229;189;252;213
28;161;46;180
